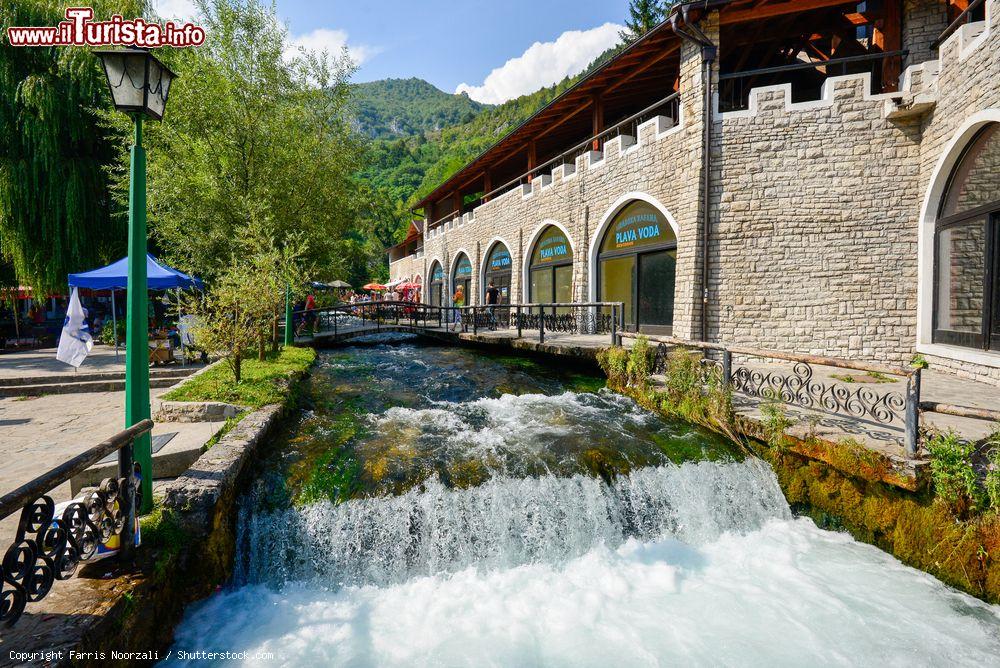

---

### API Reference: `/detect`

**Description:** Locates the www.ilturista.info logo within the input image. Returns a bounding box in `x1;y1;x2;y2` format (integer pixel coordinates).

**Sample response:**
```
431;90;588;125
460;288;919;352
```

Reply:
6;7;205;48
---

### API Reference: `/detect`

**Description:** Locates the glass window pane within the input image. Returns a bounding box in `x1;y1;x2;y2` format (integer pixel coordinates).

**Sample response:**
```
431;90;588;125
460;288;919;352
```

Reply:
638;250;676;329
531;268;553;304
942;124;1000;217
936;220;987;334
554;265;573;316
600;256;635;326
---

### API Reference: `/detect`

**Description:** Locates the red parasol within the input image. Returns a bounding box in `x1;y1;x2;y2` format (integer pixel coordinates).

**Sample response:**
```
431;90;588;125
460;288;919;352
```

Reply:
362;283;387;291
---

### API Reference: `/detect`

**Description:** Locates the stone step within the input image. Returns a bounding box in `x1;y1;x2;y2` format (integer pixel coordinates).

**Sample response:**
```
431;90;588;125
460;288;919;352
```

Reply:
0;375;184;398
0;366;197;388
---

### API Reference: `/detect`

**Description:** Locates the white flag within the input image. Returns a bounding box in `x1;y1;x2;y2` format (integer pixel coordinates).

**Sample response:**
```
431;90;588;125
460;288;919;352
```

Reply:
57;287;93;368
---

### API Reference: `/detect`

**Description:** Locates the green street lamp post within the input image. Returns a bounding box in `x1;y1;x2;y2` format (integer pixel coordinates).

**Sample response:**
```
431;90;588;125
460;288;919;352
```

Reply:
96;48;176;514
284;284;294;346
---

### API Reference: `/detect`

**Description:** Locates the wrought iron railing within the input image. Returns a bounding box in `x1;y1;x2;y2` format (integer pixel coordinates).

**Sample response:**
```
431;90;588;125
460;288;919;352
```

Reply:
0;419;152;627
718;50;909;113
620;332;922;457
287;301;626;346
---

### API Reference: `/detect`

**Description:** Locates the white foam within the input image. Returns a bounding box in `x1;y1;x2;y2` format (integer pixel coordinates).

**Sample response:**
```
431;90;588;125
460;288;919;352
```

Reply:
167;518;1000;667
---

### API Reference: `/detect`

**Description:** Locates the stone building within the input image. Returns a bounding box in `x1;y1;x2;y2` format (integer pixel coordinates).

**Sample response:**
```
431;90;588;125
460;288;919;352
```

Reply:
388;0;1000;386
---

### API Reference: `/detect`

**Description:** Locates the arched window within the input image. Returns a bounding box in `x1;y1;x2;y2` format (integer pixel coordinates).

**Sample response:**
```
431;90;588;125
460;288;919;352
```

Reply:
934;123;1000;351
483;242;512;304
528;225;574;306
452;253;472;305
598;200;677;334
428;262;444;307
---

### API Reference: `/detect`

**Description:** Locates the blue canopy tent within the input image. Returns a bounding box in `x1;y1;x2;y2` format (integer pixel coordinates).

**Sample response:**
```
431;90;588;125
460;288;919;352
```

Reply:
68;254;204;358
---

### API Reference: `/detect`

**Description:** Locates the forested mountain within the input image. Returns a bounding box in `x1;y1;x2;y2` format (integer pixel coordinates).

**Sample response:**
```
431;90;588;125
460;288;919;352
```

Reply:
352;78;486;139
356;42;627;219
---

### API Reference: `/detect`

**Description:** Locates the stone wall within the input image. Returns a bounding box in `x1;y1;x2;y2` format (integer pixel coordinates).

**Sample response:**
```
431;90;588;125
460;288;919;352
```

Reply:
711;76;923;362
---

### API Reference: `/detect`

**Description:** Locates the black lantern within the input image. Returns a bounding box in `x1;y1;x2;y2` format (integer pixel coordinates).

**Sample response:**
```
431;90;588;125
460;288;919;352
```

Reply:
94;48;176;120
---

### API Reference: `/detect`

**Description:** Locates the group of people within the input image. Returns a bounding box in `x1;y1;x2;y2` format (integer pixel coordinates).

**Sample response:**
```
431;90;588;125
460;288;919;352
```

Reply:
449;280;503;332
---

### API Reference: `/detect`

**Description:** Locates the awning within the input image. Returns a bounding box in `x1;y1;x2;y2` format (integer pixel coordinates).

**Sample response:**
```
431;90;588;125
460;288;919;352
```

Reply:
68;254;204;291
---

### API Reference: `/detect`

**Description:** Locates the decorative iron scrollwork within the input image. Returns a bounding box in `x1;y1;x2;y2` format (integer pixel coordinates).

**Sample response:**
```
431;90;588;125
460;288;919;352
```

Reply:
731;362;905;424
1;476;133;627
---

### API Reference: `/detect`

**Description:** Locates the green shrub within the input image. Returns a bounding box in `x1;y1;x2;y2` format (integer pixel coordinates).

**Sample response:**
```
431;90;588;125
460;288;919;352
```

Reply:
626;335;653;387
597;346;629;388
760;392;794;449
98;319;126;346
926;429;985;516
985;428;1000;511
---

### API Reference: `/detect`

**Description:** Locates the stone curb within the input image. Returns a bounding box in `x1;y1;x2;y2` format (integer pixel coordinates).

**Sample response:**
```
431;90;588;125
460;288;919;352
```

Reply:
161;403;283;536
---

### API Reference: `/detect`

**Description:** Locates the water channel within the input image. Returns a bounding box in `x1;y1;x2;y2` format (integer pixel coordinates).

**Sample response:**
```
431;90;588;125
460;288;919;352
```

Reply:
164;337;1000;666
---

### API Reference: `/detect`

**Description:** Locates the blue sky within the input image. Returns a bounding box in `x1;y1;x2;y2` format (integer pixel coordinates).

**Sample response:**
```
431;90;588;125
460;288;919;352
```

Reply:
153;0;630;103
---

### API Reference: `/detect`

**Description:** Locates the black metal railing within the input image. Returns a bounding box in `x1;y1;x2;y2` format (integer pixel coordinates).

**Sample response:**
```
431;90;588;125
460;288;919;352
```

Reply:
620;332;921;457
286;301;626;346
718;50;908;113
931;0;987;49
0;419;152;627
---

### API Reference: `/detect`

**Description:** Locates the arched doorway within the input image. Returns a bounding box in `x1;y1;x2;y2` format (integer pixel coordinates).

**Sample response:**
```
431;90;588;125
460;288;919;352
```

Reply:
428;261;444;307
483;241;512;304
451;253;472;305
933;122;1000;351
528;225;574;309
597;199;677;333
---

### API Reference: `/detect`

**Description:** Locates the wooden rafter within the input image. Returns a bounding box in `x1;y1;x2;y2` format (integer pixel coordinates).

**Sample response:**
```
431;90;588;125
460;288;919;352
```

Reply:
721;0;856;24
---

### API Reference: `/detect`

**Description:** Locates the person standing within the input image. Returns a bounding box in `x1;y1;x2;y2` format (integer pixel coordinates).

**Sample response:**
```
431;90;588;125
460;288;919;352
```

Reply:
451;285;465;332
485;281;501;330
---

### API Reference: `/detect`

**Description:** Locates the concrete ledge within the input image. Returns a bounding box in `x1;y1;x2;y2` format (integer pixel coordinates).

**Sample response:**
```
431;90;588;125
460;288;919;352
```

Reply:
155;400;247;422
162;404;283;536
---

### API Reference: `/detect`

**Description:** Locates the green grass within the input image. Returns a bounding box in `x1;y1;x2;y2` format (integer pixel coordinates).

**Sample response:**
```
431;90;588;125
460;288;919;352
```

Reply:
203;413;247;450
162;346;316;408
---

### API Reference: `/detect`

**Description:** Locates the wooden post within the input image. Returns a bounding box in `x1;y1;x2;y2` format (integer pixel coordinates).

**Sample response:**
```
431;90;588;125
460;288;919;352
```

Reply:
904;368;922;458
722;349;733;385
527;141;536;182
592;92;604;151
516;304;522;338
473;306;478;335
117;437;136;563
875;0;902;91
610;304;617;346
538;304;545;344
483;170;492;202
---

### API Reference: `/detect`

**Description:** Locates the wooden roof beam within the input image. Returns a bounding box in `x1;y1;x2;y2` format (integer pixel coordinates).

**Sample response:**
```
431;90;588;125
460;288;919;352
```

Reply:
721;0;856;24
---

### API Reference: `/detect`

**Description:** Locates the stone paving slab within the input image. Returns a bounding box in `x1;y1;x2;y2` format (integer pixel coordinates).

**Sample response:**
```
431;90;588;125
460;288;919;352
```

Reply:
0;346;203;380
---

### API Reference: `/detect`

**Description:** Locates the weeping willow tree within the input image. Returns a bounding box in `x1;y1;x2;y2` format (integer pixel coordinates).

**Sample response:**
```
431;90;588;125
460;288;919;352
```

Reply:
0;0;146;292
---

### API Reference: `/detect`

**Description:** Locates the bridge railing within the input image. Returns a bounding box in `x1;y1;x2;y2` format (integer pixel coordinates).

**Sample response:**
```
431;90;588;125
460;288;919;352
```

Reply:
286;301;626;345
0;419;153;627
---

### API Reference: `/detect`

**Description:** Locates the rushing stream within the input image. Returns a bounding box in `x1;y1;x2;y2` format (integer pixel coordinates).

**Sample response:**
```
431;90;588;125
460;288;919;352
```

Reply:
164;337;1000;666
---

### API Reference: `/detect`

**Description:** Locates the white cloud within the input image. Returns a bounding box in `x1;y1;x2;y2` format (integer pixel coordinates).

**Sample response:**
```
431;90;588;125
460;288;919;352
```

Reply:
151;0;198;24
456;23;623;104
284;28;377;67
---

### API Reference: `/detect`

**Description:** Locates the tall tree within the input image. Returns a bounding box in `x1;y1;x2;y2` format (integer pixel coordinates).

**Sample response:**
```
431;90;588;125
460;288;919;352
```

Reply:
114;0;361;284
0;1;145;292
620;0;668;43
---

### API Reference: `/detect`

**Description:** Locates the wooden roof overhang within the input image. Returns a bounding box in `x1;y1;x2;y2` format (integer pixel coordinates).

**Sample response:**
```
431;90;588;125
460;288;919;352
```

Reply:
412;19;687;218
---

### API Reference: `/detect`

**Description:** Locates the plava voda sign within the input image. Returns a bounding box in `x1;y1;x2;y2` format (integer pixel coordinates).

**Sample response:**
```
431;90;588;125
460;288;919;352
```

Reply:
612;213;662;249
490;251;511;270
538;235;569;262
